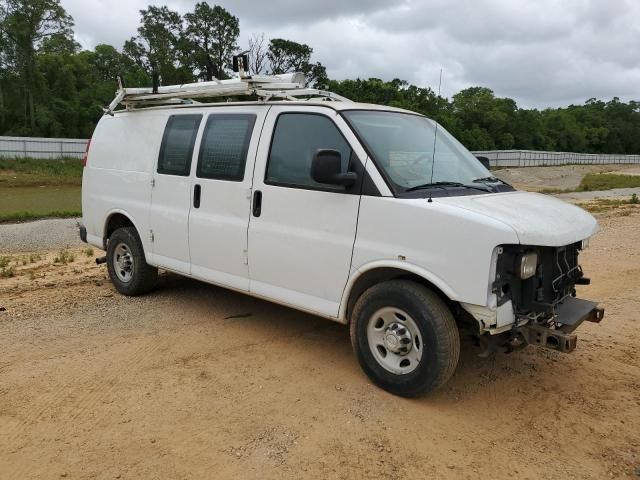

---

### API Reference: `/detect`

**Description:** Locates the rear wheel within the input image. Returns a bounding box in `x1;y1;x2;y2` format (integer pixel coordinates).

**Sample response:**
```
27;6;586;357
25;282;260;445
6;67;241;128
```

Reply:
350;280;460;397
106;227;157;296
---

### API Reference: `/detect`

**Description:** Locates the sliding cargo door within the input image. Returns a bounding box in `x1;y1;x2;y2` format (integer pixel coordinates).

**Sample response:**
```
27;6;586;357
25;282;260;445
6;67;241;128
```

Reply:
188;109;265;291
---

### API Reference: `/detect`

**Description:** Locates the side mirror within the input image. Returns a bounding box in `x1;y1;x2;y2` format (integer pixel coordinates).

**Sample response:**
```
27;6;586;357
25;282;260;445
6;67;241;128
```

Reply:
476;156;491;169
310;149;358;187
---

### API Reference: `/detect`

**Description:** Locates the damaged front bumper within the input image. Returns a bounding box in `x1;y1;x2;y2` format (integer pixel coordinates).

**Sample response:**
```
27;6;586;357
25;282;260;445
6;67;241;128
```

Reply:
517;297;604;352
476;297;604;356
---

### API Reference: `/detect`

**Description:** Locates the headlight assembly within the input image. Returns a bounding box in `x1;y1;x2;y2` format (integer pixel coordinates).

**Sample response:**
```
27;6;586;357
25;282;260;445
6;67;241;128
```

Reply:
518;252;538;279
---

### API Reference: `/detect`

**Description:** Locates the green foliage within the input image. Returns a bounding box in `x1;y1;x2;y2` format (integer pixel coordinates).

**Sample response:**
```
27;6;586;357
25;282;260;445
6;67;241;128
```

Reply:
0;209;81;223
581;197;640;213
0;264;15;278
0;1;638;156
0;0;75;131
0;157;82;186
578;174;640;191
268;38;312;74
122;5;194;86
184;3;239;80
53;249;74;264
265;38;327;87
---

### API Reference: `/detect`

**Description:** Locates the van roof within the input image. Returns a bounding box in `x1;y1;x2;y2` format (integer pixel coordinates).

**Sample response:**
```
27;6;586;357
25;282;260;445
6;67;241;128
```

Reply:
113;100;421;117
105;72;424;118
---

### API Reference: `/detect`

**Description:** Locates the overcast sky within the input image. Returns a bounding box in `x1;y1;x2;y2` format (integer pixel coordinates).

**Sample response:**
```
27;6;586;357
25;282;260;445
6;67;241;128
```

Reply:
62;0;640;108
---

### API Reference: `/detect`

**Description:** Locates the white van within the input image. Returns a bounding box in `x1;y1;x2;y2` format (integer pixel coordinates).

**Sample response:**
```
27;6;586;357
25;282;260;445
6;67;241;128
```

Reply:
80;72;604;396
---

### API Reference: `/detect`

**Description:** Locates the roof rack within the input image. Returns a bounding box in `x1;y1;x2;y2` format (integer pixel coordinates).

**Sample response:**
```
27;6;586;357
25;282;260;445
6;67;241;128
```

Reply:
104;72;352;115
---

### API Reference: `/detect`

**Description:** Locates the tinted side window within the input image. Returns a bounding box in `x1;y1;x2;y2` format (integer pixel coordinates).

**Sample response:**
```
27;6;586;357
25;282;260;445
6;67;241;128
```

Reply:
197;114;256;181
266;113;352;190
157;115;202;176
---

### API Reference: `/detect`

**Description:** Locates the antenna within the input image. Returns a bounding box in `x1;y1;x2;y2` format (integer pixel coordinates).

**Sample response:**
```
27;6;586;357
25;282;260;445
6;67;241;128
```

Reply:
428;68;443;203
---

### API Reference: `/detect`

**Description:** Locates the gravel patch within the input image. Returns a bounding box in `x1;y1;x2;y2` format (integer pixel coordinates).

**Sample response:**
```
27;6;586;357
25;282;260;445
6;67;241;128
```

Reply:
0;217;83;253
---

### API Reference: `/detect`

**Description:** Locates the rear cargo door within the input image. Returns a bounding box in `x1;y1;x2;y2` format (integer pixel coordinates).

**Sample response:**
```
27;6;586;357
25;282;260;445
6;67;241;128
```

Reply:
149;114;202;274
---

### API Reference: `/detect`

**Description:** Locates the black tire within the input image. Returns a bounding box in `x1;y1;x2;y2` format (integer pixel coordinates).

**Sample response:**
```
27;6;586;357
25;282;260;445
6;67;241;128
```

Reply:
106;226;157;296
350;280;460;397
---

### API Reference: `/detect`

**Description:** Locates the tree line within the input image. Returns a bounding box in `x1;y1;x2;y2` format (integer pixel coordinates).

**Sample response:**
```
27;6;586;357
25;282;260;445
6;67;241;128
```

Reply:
0;0;638;155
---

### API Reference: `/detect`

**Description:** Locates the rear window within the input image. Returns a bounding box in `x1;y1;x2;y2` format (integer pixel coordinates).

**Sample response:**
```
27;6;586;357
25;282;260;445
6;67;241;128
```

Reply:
157;115;202;176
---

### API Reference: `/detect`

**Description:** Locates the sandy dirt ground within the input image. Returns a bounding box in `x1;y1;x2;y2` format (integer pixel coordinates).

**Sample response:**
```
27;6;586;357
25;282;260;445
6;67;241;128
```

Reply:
0;206;639;479
494;164;640;191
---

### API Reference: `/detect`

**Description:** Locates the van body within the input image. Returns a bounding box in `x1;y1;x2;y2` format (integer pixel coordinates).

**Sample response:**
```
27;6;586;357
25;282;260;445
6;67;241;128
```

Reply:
81;99;603;396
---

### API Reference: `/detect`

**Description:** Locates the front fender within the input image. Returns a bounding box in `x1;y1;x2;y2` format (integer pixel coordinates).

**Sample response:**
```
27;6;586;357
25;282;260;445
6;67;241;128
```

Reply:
338;260;459;323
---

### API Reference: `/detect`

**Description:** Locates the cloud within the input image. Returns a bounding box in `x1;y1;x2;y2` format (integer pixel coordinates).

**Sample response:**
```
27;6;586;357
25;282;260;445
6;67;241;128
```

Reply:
62;0;640;108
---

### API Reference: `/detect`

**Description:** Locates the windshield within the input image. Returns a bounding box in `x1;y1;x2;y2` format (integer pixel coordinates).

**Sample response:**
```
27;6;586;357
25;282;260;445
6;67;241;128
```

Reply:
342;110;490;192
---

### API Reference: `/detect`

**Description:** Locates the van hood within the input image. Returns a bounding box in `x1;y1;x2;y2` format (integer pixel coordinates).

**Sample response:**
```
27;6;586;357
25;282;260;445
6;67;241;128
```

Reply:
440;191;598;246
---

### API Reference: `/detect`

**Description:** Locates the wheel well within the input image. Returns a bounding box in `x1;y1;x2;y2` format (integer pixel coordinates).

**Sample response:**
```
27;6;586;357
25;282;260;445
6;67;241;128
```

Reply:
104;213;135;247
345;267;455;323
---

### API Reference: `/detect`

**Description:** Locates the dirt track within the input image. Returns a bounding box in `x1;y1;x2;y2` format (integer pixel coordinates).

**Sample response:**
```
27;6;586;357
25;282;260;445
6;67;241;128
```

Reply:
1;209;639;479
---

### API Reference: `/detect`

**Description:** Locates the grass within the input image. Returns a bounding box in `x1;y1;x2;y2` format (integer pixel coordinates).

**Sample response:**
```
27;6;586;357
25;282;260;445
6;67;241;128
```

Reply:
0;209;81;224
0;157;82;223
540;174;640;194
53;249;75;265
579;173;640;191
580;194;640;213
0;265;15;278
0;157;82;187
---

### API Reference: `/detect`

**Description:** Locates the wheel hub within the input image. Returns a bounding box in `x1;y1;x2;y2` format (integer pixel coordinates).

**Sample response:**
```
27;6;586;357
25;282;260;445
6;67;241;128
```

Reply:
113;243;134;283
367;307;423;375
383;322;412;355
116;253;131;271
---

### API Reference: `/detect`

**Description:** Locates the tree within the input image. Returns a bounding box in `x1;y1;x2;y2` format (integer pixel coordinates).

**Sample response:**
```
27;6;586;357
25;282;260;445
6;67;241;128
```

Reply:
247;33;267;75
0;0;73;129
184;3;239;80
267;38;311;74
451;87;518;150
266;38;327;86
123;5;187;85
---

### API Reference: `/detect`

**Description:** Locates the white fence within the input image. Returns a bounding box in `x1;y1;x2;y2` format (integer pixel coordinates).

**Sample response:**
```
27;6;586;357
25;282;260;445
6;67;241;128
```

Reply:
472;150;640;167
0;136;87;159
1;136;640;166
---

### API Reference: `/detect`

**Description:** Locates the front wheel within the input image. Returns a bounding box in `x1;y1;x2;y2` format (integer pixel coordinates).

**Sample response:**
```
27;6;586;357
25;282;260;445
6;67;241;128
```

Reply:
106;227;158;296
350;280;460;397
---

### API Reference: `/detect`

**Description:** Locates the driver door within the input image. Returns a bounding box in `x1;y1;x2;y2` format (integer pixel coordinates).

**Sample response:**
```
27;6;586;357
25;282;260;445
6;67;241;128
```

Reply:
247;106;364;318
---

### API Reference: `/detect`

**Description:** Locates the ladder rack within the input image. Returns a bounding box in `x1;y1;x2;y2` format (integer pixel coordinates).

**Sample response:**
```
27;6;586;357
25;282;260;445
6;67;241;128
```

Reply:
105;72;351;114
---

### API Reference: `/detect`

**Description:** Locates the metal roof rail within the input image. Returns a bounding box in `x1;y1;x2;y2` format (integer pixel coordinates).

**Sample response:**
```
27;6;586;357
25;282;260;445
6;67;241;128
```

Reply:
104;71;351;115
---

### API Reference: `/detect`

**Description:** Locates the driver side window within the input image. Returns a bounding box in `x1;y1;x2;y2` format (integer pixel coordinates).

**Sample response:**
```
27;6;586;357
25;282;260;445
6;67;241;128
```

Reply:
266;113;352;191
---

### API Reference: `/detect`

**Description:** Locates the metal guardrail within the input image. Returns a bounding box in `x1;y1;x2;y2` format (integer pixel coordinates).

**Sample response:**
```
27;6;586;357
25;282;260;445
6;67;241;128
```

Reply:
0;136;639;166
471;150;640;167
0;136;87;159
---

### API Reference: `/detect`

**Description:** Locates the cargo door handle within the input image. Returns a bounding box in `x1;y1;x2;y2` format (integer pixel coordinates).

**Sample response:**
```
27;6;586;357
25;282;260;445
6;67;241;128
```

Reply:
252;190;262;217
194;184;201;208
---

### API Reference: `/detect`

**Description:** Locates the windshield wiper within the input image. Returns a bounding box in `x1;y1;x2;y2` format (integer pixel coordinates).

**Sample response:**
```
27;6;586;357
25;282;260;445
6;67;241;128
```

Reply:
472;176;510;187
405;181;491;193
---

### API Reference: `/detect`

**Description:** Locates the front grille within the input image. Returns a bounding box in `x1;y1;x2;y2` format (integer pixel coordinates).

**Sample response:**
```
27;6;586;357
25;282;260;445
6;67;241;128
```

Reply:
494;243;584;317
533;244;581;309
